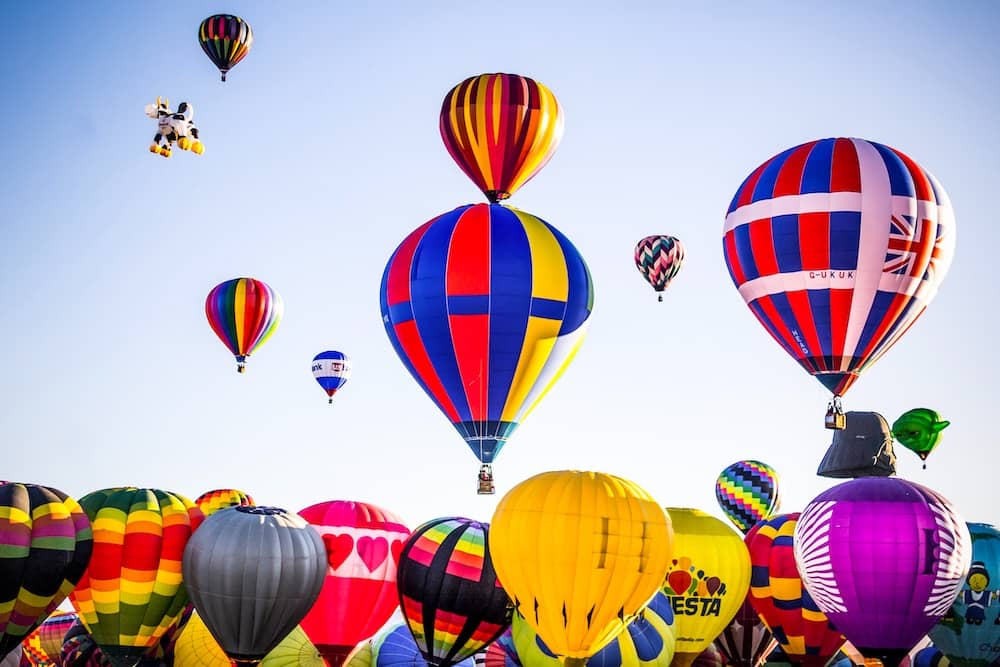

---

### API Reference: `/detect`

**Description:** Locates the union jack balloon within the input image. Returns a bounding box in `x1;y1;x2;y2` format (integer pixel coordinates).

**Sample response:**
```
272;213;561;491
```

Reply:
635;235;685;302
722;138;955;406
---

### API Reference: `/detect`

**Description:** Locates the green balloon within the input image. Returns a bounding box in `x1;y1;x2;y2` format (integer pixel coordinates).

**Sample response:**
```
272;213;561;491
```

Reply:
891;408;950;461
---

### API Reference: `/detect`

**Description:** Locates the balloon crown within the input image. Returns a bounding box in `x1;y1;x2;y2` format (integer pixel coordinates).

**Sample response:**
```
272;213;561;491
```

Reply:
236;505;287;516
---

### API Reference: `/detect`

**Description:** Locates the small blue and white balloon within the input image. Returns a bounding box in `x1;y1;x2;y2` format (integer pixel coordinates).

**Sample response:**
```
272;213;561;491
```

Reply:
312;351;351;404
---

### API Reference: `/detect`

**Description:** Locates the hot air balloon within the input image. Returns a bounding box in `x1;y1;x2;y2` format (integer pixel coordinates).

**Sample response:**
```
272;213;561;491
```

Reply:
510;591;677;667
183;506;327;666
634;236;685;302
928;523;1000;667
745;514;845;667
661;508;751;667
722;138;955;429
380;204;593;491
297;501;411;667
60;620;112;667
688;645;724;667
892;409;950;467
714;461;781;535
373;624;474;667
0;647;21;667
439;73;563;203
173;611;325;667
712;596;776;667
21;611;78;667
489;471;672;665
205;277;283;373
481;629;519;667
396;517;511;667
194;488;255;517
68;488;203;667
794;478;972;667
0;483;92;660
198;15;253;81
344;642;374;667
312;352;352;405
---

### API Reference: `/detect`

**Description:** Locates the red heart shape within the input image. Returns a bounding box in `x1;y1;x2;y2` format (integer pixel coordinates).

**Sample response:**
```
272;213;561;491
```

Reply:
357;536;389;572
667;569;692;596
322;533;354;570
390;539;404;564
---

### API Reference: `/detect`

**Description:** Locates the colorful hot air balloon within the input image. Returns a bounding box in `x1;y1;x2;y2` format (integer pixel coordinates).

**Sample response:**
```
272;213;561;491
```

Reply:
439;73;564;203
380;204;593;488
193;488;255;517
722;138;955;427
714;461;781;535
634;236;685;302
373;624;474;667
69;487;203;667
745;514;845;667
892;408;950;466
173;611;324;667
0;483;92;660
712;597;775;667
396;517;511;667
183;506;327;666
312;352;352;404
481;629;519;667
205;277;283;373
198;15;253;82
511;591;676;667
928;523;1000;667
297;501;411;667
60;621;112;667
21;611;78;667
489;471;672;664
794;478;972;667
661;508;751;667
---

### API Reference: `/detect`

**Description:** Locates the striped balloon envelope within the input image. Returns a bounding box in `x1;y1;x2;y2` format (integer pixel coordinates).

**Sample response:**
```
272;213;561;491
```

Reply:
193;489;255;517
312;351;352;404
59;620;111;667
396;518;511;667
722;138;955;400
380;203;593;470
634;235;685;301
69;488;204;667
373;624;475;667
198;14;253;81
21;611;78;666
745;514;845;667
714;460;781;535
0;483;92;661
481;629;519;667
205;277;283;373
440;73;564;203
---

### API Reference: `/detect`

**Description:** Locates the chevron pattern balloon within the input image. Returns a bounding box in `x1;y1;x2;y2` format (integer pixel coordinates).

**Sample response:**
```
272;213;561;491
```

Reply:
715;460;781;534
634;235;685;301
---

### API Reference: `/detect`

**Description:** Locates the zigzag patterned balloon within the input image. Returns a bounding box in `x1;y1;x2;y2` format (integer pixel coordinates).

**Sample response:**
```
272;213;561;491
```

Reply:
635;235;685;301
714;460;781;534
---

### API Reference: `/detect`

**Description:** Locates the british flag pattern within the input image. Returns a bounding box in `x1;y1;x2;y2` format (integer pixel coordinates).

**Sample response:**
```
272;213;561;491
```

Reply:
722;138;955;396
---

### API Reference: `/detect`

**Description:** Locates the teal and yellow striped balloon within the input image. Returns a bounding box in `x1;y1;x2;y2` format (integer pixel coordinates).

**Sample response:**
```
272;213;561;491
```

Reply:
714;461;781;534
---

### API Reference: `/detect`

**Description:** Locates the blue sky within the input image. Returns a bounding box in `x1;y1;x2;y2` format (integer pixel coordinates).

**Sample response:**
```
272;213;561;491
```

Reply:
2;2;998;530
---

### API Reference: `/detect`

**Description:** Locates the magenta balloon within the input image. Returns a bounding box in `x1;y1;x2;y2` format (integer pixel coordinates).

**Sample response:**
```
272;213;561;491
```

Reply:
793;478;972;667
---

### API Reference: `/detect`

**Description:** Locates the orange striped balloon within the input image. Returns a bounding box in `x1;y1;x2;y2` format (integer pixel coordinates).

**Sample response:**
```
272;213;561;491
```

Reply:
69;488;203;667
440;73;564;203
194;489;255;517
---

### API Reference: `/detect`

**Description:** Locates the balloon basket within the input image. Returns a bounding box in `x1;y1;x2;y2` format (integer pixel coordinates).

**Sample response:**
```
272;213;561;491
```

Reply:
477;465;495;495
825;396;845;430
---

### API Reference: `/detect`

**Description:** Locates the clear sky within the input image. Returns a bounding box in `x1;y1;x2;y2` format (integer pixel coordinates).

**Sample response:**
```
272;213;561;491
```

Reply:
2;2;998;531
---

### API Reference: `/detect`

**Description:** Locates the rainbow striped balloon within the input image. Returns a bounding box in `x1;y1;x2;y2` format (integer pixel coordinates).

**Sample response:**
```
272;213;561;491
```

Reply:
21;611;78;666
194;489;255;517
69;488;204;667
440;73;564;203
714;460;781;534
198;15;253;82
396;518;510;667
205;277;283;373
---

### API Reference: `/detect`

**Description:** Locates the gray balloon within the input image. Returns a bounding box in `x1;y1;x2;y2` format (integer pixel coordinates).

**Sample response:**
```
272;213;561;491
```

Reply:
182;506;327;665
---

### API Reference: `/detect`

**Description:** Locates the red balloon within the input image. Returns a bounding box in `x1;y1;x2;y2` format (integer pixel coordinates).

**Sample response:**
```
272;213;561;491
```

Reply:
298;501;410;667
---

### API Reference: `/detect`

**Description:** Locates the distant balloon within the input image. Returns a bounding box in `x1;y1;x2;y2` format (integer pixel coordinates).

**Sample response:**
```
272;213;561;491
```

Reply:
928;523;1000;667
712;596;776;667
634;236;685;302
723;138;955;417
183;506;327;666
21;611;78;667
380;204;593;474
173;611;324;667
373;624;474;667
205;277;283;373
794;478;972;667
440;73;563;203
892;408;950;465
396;517;511;667
297;501;410;667
60;621;111;667
481;629;519;667
194;488;255;517
198;15;253;81
662;508;751;667
0;483;92;661
312;352;352;404
489;471;672;662
714;460;781;534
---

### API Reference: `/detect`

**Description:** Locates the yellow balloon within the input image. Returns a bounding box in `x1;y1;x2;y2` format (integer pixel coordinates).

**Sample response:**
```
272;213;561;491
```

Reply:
343;641;373;667
659;509;750;667
489;470;673;664
174;613;324;667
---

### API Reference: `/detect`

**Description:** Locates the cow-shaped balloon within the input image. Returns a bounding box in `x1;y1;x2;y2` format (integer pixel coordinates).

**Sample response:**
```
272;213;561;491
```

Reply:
144;97;204;157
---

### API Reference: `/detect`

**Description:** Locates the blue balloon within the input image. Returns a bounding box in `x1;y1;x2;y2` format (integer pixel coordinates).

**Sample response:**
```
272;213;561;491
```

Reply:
373;624;475;667
312;351;351;404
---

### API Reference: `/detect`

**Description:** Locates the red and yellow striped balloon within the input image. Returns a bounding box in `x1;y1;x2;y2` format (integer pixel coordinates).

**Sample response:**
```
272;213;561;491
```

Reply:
69;488;204;667
440;73;564;203
194;489;255;517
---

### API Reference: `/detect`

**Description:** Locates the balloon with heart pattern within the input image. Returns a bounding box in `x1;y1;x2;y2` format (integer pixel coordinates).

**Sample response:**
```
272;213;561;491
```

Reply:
298;501;411;667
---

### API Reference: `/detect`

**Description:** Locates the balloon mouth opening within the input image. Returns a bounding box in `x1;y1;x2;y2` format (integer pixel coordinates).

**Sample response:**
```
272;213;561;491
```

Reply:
235;505;287;516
